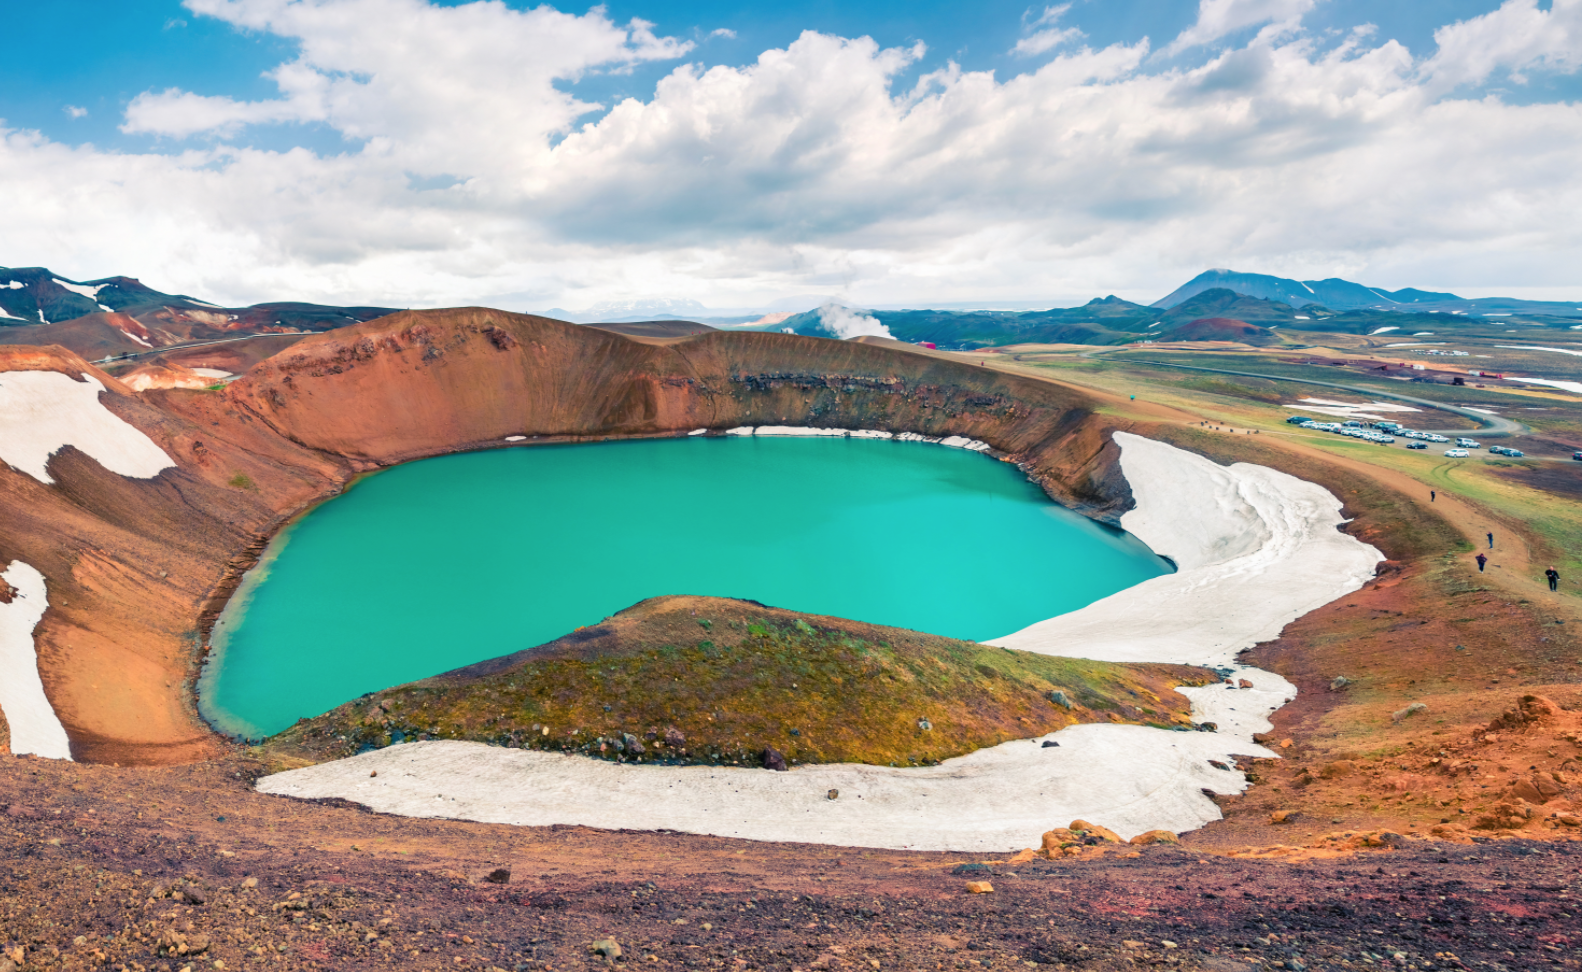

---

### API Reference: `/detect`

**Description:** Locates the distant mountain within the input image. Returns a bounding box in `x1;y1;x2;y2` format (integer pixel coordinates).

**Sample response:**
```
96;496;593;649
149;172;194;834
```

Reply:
1153;268;1582;319
0;265;396;358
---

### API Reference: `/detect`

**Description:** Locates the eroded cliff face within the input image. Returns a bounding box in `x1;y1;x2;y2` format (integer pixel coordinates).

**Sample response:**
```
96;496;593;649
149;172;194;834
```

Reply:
1;311;1142;764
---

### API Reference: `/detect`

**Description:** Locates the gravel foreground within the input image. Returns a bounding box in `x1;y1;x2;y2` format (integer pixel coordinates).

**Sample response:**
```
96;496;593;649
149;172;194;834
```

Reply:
2;755;1579;972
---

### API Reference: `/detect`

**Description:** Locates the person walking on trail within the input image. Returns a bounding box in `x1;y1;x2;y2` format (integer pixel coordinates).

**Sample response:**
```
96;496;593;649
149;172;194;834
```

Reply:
1487;532;1495;549
1547;566;1560;592
1431;490;1436;502
1476;553;1488;573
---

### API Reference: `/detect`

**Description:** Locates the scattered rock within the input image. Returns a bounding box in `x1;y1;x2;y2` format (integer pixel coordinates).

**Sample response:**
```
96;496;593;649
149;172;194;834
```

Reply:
1208;759;1230;771
826;789;839;801
917;718;932;731
1041;740;1060;748
965;881;994;894
369;770;377;778
484;867;511;884
1329;676;1352;692
1269;810;1296;824
180;884;207;905
1006;848;1037;864
1237;679;1254;689
951;862;991;875
1318;760;1356;779
241;877;258;889
1279;738;1293;749
1196;721;1219;732
1048;690;1072;709
1392;702;1428;724
591;939;622;960
663;727;685;748
622;733;645;755
761;747;788;772
1129;830;1179;846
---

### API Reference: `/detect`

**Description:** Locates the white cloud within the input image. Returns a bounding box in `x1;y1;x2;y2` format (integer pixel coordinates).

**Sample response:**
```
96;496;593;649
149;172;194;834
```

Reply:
1165;0;1319;55
1;0;1581;313
710;28;737;40
1422;0;1582;89
63;106;87;120
1013;4;1082;57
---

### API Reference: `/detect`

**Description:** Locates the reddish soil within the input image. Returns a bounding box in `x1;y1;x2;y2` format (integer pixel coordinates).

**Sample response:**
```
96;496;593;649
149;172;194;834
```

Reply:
4;751;1581;972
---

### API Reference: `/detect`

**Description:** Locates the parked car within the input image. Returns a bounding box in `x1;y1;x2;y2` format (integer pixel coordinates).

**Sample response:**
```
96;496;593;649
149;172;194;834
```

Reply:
1286;416;1315;425
1573;451;1582;461
1406;441;1427;450
1455;438;1480;448
1445;449;1469;458
1506;449;1524;458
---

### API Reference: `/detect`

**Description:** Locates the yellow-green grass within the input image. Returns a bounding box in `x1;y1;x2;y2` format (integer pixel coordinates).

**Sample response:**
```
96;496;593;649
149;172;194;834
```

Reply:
259;596;1216;771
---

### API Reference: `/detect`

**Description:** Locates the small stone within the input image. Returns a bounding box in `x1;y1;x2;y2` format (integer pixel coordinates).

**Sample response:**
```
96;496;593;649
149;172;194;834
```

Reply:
1041;740;1060;748
664;726;685;748
1329;676;1352;691
918;718;932;731
370;770;378;777
1279;738;1293;749
622;733;645;755
485;867;511;884
592;939;623;960
965;881;994;894
1269;810;1296;824
1128;830;1179;845
827;789;839;801
762;747;788;772
1007;848;1037;864
1237;679;1254;689
181;884;207;905
1392;702;1428;724
1160;940;1177;948
241;877;258;889
1048;690;1073;709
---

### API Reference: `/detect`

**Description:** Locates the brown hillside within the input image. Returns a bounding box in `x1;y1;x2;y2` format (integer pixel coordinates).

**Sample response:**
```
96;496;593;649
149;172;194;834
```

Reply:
1161;316;1278;345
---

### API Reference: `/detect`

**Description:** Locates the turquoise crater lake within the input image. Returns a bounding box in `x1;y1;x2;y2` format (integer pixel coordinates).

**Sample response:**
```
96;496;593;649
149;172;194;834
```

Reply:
200;436;1171;738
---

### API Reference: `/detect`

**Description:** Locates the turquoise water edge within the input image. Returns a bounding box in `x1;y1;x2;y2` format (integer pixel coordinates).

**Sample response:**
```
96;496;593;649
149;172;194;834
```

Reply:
199;436;1171;739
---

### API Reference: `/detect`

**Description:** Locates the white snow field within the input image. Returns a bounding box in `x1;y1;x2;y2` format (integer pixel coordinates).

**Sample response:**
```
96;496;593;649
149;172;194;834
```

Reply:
258;431;1381;850
0;561;72;760
0;370;175;484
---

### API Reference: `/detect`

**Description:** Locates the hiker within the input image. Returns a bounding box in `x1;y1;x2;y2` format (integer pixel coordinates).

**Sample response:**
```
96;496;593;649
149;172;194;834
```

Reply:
1476;553;1487;573
1487;532;1494;549
1547;566;1560;592
1431;490;1436;502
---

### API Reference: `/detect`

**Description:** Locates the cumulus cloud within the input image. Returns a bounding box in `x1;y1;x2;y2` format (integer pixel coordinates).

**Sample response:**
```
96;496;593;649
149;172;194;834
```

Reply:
817;302;892;339
1422;0;1582;89
62;106;87;120
1165;0;1319;55
1;0;1582;312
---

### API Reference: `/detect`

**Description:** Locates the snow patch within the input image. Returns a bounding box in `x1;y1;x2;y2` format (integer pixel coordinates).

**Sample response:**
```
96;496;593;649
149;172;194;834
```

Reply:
1503;376;1582;395
118;329;152;348
1494;345;1582;358
0;305;21;321
52;278;108;300
2;281;23;290
1368;326;1399;335
0;561;72;760
0;371;176;484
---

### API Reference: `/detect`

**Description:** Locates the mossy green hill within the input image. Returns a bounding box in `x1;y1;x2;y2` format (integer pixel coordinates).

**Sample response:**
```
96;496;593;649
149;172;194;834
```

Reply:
260;596;1215;771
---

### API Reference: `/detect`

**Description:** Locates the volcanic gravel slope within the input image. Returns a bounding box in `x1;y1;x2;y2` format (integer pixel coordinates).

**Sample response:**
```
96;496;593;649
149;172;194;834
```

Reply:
2;752;1579;972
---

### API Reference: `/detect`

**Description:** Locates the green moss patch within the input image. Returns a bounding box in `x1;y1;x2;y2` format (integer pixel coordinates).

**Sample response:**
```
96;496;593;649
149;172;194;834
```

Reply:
260;596;1214;770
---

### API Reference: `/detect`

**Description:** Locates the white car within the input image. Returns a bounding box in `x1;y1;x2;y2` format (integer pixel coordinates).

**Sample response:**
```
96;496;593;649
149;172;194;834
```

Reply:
1445;449;1469;458
1455;438;1480;447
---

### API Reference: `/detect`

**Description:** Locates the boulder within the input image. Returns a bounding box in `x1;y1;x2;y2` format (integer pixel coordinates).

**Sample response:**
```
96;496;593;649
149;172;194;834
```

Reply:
591;939;622;960
1069;820;1121;843
1391;702;1427;724
1048;690;1072;709
663;726;686;748
761;747;788;772
965;881;994;894
1486;695;1562;733
1128;830;1180;846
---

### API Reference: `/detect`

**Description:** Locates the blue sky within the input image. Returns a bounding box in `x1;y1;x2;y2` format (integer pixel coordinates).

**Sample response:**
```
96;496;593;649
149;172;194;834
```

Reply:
2;0;1581;312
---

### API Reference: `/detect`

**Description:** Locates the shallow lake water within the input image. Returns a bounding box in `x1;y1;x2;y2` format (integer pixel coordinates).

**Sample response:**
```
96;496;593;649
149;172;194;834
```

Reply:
200;436;1170;738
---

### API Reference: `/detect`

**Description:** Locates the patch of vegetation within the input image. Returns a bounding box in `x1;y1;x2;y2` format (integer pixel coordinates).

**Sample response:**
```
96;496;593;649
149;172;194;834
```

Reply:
227;472;256;490
260;596;1214;770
